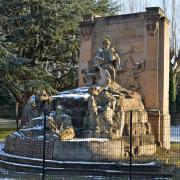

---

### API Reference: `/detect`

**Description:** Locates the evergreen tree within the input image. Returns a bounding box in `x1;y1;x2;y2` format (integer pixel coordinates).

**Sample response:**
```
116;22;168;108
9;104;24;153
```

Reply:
0;0;120;104
169;49;180;113
169;63;177;113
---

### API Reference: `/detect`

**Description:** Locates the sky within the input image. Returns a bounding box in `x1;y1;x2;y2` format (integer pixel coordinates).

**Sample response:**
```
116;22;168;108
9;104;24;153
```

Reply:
116;0;180;50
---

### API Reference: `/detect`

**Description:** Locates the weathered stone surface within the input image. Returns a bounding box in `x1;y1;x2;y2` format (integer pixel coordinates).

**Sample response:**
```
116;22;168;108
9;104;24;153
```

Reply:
50;81;155;157
53;139;124;161
48;106;75;140
51;88;89;129
19;126;44;137
119;98;144;111
5;135;54;159
139;134;155;145
78;7;170;149
31;116;44;127
135;144;156;156
123;136;140;147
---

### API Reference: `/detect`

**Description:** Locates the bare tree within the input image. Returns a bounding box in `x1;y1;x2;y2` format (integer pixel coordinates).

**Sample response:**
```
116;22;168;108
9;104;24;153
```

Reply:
121;0;151;14
172;0;177;53
128;0;134;13
161;0;167;16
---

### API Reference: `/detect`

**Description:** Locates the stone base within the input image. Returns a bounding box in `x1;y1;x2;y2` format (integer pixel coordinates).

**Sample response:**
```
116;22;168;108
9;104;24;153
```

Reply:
4;135;54;159
53;139;124;161
0;140;175;177
148;111;170;150
4;135;125;161
134;144;156;156
4;133;156;161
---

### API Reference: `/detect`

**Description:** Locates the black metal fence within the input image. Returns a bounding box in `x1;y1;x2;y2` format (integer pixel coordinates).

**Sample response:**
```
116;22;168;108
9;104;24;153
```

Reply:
0;106;179;179
0;106;16;119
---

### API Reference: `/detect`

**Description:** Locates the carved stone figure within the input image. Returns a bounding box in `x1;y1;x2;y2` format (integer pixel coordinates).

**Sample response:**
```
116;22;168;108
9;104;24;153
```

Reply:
48;105;75;140
81;69;95;86
23;90;50;127
87;86;99;131
82;38;121;87
16;90;32;128
113;100;125;137
8;30;157;158
93;38;121;83
23;94;39;127
85;86;125;139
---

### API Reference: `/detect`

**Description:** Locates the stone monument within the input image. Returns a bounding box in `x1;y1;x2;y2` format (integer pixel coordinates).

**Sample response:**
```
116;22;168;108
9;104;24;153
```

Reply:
4;8;163;162
78;7;170;149
4;38;156;161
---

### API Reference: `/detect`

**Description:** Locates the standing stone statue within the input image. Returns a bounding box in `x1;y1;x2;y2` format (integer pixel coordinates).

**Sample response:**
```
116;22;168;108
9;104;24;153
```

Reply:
24;96;38;127
82;37;122;87
113;100;125;137
22;89;50;128
87;86;98;131
95;88;116;136
16;90;32;128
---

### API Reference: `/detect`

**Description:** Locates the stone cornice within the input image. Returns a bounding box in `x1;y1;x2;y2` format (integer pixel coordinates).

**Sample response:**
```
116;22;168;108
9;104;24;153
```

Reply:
79;14;96;28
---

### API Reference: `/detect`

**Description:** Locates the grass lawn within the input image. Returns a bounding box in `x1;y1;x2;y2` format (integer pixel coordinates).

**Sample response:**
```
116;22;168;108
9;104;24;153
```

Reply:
154;143;180;166
0;129;16;141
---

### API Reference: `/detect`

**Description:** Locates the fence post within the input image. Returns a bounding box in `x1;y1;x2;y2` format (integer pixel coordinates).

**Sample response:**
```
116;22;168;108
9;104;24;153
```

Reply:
16;118;19;132
42;109;47;180
129;110;133;180
16;106;19;132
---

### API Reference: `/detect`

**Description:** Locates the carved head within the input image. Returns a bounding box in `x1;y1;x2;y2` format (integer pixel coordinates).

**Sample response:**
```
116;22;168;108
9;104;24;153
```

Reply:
29;95;38;107
103;38;111;49
88;86;99;96
56;105;65;116
36;89;49;103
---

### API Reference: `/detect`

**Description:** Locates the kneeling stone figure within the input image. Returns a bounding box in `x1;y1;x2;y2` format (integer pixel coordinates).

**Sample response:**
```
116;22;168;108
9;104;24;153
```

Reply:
48;105;75;140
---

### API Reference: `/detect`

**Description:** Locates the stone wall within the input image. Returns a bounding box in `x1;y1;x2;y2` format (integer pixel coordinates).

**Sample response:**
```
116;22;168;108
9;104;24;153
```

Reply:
78;7;170;149
5;136;54;159
4;135;125;161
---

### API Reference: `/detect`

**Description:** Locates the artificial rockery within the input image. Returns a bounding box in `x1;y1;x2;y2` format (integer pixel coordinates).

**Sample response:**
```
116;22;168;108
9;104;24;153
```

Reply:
4;38;156;161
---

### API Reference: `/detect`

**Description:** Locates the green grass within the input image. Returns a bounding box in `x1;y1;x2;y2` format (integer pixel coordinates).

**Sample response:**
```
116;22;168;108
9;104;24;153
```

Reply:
0;129;16;141
150;142;180;166
169;142;180;167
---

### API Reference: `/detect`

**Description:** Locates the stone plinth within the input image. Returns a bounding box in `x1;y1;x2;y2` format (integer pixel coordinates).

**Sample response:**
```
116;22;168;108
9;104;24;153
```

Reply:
5;136;54;159
4;135;124;161
4;135;156;161
136;144;156;156
53;139;124;161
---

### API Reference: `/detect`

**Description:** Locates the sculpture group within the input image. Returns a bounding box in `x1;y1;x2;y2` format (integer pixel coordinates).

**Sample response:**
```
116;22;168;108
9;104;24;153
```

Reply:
20;38;134;140
18;37;154;142
5;37;156;159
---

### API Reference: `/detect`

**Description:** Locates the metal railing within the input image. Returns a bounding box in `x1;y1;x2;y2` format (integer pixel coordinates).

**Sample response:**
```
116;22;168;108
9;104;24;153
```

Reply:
0;106;178;179
0;106;16;119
